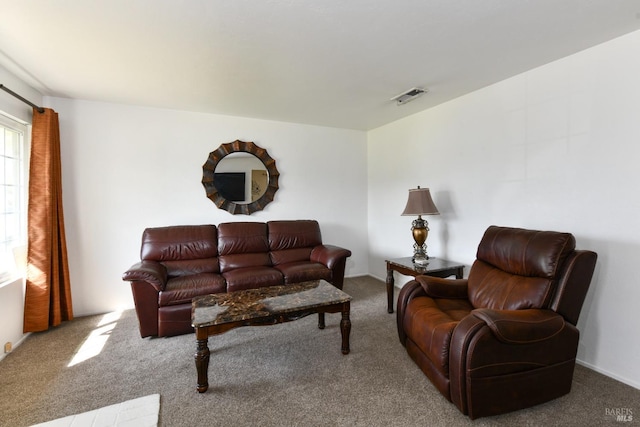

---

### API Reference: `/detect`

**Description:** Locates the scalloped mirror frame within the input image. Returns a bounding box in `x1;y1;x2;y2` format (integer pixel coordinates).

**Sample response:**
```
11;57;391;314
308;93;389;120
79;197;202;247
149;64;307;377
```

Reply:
202;140;279;215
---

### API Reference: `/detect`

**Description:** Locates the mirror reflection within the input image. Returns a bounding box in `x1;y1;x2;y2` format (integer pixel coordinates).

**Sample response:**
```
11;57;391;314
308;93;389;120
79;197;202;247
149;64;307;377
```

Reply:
213;153;268;204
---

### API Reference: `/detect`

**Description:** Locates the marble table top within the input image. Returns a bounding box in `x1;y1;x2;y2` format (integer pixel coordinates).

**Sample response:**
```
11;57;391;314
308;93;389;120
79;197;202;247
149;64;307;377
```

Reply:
191;280;351;328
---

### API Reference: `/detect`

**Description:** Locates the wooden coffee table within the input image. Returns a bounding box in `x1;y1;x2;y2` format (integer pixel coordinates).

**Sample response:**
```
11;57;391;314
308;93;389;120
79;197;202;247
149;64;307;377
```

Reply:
191;280;351;393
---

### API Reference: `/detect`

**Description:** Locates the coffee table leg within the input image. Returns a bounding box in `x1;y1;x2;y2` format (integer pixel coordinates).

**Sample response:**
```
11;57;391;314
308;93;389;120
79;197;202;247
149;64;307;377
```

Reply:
386;264;394;313
318;312;325;329
340;302;351;355
195;334;210;393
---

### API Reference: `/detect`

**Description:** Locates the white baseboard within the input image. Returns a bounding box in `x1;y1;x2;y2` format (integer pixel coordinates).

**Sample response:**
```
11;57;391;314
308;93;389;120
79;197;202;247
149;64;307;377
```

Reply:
355;273;385;282
344;273;371;279
0;332;30;363
576;359;640;390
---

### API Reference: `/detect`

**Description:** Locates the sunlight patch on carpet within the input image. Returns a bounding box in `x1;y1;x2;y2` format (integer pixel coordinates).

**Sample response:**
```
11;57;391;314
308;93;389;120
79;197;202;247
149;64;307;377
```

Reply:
68;311;122;367
30;394;160;427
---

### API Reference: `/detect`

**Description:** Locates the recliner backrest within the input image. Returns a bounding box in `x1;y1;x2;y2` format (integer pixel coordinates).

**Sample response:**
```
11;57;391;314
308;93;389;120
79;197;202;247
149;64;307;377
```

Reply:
467;226;576;310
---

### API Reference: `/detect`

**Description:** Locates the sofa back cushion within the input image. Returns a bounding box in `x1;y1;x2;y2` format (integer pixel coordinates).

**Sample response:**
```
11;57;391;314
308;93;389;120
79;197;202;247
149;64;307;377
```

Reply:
141;225;219;276
268;220;322;265
468;226;576;310
218;222;271;272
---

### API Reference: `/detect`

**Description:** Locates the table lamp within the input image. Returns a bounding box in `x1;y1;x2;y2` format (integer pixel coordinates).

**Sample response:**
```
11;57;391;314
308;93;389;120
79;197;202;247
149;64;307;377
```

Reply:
401;186;439;265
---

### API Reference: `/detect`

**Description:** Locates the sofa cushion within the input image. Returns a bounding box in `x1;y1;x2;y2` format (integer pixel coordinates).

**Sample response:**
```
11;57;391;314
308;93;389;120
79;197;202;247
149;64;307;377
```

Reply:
218;222;271;272
268;220;322;264
270;247;313;265
218;222;269;254
219;252;272;272
141;225;218;260
275;261;332;284
162;258;220;276
223;266;284;292
141;225;219;276
159;273;226;306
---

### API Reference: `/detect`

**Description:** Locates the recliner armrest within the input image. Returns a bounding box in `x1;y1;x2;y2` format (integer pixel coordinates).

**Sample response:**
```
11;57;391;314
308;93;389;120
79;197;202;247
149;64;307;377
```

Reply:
416;276;468;299
472;308;565;344
310;244;352;269
122;261;168;292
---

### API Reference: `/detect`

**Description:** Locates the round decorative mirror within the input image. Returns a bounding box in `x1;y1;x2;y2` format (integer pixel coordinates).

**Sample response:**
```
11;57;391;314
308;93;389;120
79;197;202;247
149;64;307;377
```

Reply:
202;140;279;215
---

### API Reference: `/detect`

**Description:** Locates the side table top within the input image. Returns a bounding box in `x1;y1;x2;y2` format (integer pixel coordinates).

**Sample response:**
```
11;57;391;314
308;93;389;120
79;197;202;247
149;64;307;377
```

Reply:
385;257;464;275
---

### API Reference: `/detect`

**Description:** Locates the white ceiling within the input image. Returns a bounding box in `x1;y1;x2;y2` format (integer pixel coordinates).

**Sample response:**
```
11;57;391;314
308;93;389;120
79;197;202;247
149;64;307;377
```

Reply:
1;0;640;130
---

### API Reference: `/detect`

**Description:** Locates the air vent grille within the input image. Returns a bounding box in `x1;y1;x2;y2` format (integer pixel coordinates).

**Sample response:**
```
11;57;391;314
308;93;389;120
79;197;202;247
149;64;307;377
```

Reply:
390;87;428;105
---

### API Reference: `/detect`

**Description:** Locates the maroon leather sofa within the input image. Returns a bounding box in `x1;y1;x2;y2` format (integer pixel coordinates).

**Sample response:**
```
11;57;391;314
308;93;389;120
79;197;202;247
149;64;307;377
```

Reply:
122;220;352;338
397;225;597;419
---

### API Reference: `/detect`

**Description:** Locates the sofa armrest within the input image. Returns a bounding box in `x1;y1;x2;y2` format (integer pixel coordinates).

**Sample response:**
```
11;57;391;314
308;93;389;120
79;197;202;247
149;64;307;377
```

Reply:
310;244;352;269
122;261;168;292
310;244;352;290
416;276;468;299
472;308;566;344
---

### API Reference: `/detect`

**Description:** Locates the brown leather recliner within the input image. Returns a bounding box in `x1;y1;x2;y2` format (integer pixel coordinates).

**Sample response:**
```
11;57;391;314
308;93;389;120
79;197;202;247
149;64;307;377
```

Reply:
396;225;597;419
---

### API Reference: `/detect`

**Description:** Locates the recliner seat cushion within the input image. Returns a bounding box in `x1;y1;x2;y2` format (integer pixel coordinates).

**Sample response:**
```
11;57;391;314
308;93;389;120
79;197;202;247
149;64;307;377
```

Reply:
404;297;474;374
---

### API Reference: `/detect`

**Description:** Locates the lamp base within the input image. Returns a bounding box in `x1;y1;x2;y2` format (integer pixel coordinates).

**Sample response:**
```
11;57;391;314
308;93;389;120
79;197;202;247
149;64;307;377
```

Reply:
410;216;430;265
413;254;430;265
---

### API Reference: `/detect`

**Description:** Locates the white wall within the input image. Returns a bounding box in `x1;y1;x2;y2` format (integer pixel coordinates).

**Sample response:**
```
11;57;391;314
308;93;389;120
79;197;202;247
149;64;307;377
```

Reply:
46;98;369;317
368;30;640;389
0;279;26;362
0;65;42;359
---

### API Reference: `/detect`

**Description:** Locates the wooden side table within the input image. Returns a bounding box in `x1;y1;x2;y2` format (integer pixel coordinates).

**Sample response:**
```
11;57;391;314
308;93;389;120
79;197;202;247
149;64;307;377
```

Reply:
385;257;465;313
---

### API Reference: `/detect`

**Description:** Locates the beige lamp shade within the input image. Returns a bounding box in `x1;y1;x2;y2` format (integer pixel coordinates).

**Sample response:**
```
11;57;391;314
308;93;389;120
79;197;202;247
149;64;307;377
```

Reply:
401;186;439;264
402;187;439;216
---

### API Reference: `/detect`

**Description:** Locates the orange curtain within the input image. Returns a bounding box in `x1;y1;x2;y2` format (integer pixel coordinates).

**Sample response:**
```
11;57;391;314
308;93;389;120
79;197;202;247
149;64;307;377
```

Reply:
23;107;73;332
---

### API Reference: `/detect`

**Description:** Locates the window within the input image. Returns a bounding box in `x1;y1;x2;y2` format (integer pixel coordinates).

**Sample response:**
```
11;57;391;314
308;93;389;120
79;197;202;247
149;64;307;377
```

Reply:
0;113;28;283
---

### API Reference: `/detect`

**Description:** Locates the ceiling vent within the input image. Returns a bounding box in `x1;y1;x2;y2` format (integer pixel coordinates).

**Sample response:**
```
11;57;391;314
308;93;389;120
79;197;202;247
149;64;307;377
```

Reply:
390;87;428;105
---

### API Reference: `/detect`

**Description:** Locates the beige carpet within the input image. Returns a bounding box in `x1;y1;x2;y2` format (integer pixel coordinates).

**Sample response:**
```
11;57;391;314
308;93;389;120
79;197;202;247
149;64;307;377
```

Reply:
30;394;159;427
1;276;638;426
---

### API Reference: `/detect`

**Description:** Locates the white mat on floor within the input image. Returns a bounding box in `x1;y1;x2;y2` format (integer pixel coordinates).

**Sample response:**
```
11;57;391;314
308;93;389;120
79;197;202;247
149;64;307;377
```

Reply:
31;394;160;427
